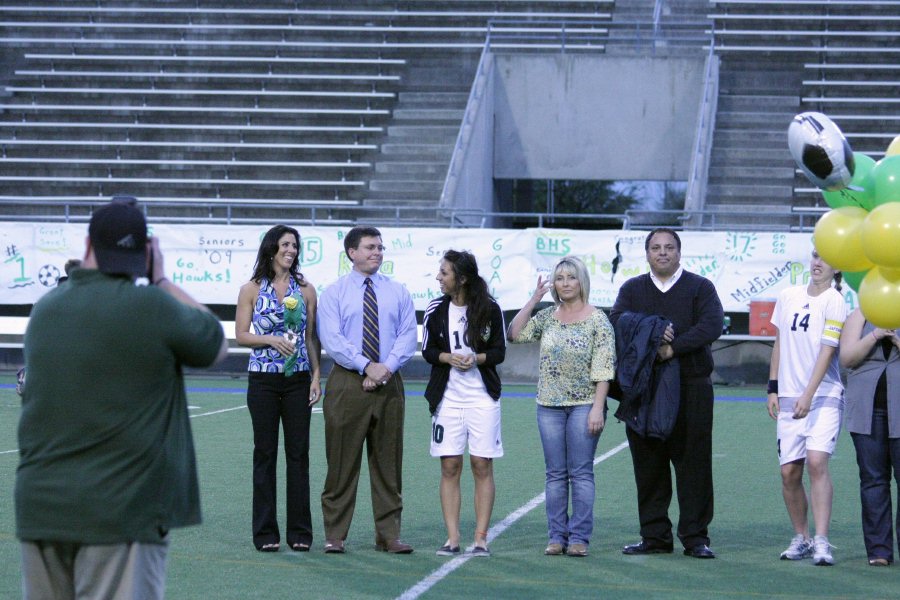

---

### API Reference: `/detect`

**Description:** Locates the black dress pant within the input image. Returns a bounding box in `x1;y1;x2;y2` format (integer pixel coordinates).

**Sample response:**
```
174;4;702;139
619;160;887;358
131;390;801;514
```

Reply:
625;380;714;549
247;371;313;548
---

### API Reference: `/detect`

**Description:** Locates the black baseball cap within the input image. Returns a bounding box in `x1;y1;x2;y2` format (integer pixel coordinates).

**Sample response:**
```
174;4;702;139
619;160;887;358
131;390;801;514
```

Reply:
88;196;148;278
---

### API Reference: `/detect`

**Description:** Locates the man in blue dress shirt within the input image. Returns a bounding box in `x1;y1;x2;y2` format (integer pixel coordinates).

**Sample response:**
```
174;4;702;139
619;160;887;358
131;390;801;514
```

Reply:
317;226;418;554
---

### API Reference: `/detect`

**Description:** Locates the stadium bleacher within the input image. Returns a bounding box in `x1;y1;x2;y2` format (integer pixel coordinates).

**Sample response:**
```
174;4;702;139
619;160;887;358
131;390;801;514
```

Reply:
0;1;614;226
705;0;900;228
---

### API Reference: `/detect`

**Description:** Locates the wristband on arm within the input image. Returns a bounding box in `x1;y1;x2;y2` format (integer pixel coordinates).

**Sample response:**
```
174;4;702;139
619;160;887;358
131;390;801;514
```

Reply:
767;379;778;395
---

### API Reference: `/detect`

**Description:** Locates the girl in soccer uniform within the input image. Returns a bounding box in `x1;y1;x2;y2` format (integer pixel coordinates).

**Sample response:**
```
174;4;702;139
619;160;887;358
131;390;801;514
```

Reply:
767;249;847;566
422;250;506;557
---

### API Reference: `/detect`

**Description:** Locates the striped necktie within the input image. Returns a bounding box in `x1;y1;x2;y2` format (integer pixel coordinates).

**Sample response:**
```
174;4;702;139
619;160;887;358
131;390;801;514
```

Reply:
362;277;380;363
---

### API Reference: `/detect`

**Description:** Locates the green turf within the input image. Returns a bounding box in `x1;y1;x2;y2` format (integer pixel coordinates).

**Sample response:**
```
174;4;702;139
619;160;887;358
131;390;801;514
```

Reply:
1;375;898;599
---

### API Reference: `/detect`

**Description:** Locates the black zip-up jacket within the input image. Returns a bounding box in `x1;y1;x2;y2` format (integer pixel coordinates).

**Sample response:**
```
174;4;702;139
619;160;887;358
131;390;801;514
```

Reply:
422;295;506;415
611;311;681;440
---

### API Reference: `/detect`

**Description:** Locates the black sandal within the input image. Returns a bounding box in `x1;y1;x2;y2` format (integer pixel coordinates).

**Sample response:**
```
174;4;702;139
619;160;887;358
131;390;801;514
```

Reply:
257;543;280;552
290;542;310;552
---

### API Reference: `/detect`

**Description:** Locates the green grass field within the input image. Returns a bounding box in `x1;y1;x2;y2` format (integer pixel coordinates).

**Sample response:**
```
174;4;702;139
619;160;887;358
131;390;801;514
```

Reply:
1;374;898;599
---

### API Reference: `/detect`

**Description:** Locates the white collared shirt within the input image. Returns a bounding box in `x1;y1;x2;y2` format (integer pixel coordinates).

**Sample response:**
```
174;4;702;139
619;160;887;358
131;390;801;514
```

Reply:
650;265;684;293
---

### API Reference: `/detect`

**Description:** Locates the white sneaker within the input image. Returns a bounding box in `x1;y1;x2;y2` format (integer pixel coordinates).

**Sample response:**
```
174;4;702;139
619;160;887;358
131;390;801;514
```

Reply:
813;535;834;566
780;534;813;560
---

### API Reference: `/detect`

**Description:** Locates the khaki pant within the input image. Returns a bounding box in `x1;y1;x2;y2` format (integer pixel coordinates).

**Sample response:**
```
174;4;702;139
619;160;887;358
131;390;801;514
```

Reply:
321;365;406;543
21;539;168;600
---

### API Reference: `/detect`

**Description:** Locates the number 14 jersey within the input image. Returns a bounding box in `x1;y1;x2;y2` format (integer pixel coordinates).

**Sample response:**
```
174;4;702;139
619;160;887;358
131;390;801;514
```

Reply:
771;285;847;400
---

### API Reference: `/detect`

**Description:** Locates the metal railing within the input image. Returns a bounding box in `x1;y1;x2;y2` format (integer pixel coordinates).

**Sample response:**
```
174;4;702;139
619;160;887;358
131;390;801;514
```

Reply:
683;43;720;228
0;197;828;231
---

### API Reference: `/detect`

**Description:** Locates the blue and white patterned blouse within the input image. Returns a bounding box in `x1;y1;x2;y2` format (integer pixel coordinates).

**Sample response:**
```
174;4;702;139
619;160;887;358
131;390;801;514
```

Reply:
248;277;310;374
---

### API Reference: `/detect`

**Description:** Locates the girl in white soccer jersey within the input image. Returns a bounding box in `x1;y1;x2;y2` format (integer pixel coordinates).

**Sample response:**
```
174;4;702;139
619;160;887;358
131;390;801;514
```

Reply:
422;250;506;558
767;249;848;566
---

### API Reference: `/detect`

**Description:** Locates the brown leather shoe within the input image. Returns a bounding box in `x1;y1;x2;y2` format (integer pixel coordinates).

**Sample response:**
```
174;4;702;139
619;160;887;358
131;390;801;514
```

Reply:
544;543;565;556
375;539;414;554
324;539;345;554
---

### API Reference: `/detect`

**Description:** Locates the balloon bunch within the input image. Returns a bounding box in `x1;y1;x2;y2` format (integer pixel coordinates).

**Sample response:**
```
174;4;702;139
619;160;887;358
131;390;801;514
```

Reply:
789;112;900;328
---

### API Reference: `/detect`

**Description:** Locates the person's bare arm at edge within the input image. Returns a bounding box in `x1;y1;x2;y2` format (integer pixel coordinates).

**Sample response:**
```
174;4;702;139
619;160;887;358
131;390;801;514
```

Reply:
507;275;552;341
766;331;781;420
304;284;322;405
839;308;896;370
588;381;609;436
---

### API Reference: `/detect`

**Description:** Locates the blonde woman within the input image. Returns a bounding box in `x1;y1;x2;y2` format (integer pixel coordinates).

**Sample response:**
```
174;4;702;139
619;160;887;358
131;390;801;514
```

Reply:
507;256;615;557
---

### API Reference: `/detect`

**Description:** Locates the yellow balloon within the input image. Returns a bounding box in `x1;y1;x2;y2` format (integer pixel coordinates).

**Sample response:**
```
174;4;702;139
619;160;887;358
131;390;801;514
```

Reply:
859;267;900;328
812;206;875;272
862;202;900;269
887;135;900;157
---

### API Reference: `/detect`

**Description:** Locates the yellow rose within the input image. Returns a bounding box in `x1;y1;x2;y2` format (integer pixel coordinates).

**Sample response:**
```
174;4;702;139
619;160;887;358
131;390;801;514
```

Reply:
283;296;299;310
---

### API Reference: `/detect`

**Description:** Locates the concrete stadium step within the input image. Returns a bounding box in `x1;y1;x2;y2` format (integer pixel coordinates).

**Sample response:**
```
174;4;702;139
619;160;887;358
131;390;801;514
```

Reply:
716;94;800;112
699;212;796;229
708;165;795;181
374;161;446;176
0;145;371;161
393;108;465;121
386;125;459;141
368;179;443;193
397;91;469;108
706;183;793;201
379;143;453;160
718;71;804;94
713;128;789;144
362;197;442;208
714;147;793;165
701;201;794;214
716;110;798;127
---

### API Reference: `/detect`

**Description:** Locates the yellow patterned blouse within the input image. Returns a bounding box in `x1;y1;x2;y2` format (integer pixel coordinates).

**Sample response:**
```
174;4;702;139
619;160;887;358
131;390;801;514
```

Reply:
512;307;616;407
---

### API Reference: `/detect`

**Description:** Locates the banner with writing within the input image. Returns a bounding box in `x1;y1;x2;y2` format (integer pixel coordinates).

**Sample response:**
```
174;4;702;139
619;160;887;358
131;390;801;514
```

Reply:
1;224;856;313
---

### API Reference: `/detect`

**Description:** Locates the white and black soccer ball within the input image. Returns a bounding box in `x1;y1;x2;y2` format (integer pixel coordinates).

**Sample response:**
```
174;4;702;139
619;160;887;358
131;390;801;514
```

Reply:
788;112;855;191
37;264;60;287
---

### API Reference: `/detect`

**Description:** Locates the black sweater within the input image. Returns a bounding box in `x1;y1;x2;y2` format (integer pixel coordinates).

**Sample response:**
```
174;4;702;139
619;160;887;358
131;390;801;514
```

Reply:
421;295;506;415
610;271;723;379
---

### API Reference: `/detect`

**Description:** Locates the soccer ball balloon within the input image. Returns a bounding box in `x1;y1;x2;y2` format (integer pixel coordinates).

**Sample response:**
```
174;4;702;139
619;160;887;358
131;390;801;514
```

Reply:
788;112;855;191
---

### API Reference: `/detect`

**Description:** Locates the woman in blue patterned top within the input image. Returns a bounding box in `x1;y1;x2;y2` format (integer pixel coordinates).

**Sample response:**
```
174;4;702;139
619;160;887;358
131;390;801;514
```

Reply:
236;225;321;552
507;256;616;558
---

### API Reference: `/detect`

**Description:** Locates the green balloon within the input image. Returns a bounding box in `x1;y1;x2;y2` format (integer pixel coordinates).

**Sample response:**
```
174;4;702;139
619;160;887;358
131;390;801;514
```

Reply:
872;155;900;207
844;269;869;292
822;152;876;210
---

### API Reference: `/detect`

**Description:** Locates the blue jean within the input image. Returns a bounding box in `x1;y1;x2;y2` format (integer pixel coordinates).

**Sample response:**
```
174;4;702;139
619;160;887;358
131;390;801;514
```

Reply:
536;404;602;546
851;408;900;562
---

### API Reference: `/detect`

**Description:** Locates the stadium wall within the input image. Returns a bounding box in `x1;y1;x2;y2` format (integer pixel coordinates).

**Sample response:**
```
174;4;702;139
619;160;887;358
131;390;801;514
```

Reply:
493;54;706;180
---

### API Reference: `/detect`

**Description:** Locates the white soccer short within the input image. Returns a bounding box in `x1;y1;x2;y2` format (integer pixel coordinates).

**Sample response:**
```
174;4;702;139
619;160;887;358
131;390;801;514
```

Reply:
430;403;504;459
777;399;842;465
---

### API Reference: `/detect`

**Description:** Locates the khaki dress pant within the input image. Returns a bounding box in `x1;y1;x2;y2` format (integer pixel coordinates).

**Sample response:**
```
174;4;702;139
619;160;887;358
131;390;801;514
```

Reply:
321;365;406;543
21;539;168;600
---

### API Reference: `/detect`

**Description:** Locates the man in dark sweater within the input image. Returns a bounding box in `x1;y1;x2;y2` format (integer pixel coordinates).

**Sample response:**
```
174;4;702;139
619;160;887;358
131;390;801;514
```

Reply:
610;228;724;559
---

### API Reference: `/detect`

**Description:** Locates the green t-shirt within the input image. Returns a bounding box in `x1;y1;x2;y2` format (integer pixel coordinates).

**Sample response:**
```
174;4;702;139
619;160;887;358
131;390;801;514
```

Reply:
16;269;224;544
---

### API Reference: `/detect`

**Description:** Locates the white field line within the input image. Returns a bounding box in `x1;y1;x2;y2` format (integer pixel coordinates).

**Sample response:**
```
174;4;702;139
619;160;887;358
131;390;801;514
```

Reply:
396;440;630;600
190;405;247;419
1;402;321;455
190;405;323;418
